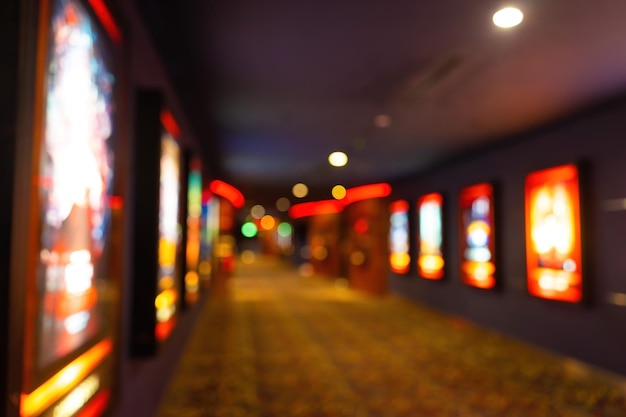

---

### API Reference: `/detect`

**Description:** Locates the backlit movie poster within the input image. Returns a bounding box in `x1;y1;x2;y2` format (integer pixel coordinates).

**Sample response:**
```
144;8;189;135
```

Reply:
459;183;496;289
417;193;444;279
525;164;583;303
37;0;115;372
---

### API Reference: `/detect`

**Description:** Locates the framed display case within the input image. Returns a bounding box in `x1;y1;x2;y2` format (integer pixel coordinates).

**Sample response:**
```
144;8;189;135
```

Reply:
10;0;124;416
459;183;496;289
183;155;202;306
417;192;445;279
389;200;410;274
131;90;183;355
525;164;583;303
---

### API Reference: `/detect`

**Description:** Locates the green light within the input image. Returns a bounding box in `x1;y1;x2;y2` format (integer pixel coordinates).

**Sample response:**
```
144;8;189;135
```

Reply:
277;222;292;237
241;222;258;238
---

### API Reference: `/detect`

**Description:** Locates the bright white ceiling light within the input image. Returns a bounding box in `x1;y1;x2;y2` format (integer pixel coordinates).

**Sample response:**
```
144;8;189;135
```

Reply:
328;151;348;167
493;7;523;28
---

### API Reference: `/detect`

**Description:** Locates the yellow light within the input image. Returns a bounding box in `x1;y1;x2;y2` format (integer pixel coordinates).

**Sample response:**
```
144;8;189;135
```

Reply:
260;215;276;230
332;185;346;200
21;339;112;417
328;151;348;167
198;261;211;275
292;183;309;198
493;7;523;28
185;271;199;289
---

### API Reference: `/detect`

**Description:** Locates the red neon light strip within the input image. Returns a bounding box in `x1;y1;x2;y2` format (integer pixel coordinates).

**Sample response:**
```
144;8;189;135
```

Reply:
160;110;181;138
289;200;344;219
209;180;245;208
76;390;110;417
390;199;409;213
344;183;391;204
86;0;121;43
21;339;113;417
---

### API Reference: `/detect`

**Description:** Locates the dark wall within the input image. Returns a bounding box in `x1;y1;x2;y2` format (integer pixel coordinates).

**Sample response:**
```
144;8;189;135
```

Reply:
389;97;626;377
0;0;20;411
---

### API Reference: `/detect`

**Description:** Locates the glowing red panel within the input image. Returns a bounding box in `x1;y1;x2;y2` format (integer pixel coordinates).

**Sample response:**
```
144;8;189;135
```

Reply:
417;193;444;279
289;200;344;219
86;0;121;43
389;200;410;274
209;180;245;209
525;164;582;303
459;183;496;289
76;389;110;417
345;183;392;204
160;110;181;138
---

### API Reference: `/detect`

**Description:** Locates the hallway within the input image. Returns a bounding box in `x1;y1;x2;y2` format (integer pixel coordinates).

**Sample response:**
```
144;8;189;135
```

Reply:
156;257;626;417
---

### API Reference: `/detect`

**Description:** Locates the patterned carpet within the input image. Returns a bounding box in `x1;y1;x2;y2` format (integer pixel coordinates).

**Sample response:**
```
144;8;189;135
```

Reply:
157;257;626;417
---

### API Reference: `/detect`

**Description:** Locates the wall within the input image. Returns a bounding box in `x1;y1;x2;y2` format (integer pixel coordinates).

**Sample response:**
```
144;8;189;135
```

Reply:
389;97;626;377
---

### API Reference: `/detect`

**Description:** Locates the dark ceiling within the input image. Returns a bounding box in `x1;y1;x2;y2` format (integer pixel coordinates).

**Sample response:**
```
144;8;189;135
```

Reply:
134;0;626;209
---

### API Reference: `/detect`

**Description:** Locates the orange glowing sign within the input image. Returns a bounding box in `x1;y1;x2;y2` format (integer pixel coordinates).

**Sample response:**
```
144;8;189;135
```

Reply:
417;193;444;279
389;200;410;274
21;339;112;417
525;164;582;303
459;183;496;289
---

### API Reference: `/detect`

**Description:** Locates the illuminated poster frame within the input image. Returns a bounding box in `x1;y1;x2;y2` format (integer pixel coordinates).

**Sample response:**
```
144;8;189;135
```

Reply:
15;0;124;416
417;192;445;279
389;200;411;274
131;90;183;356
525;164;583;303
459;183;497;289
183;155;202;307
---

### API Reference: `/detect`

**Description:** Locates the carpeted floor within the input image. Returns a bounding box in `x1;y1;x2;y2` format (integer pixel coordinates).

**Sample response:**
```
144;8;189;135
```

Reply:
157;257;626;417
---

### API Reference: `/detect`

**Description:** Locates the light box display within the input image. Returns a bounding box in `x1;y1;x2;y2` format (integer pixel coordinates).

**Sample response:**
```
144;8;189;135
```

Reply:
155;131;181;341
459;183;496;289
184;159;202;305
21;0;121;415
525;164;583;303
417;193;444;279
389;200;410;274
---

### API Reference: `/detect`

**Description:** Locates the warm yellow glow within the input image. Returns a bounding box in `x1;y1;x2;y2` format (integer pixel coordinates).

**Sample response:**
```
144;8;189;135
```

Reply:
185;271;199;291
260;215;276;230
328;151;348;167
531;185;575;256
21;339;112;417
159;276;174;290
276;197;291;212
155;288;177;311
350;251;366;266
493;7;523;28
419;255;444;273
198;261;212;275
312;246;328;260
390;252;411;270
332;185;347;200
240;250;256;264
292;183;309;198
250;204;265;219
53;374;100;417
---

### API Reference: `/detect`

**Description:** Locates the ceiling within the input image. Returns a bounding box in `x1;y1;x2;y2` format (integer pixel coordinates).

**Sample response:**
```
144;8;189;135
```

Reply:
134;0;626;210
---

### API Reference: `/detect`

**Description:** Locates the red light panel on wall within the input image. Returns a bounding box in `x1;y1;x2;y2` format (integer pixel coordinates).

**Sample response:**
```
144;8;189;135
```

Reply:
459;183;496;289
389;200;410;274
417;193;444;279
525;164;582;303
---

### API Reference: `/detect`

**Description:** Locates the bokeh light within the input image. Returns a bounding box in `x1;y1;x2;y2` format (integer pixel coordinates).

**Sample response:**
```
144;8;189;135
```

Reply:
250;204;265;219
241;221;258;238
260;215;276;230
332;185;347;200
328;151;348;167
277;222;293;237
276;197;291;212
493;7;523;28
292;183;309;198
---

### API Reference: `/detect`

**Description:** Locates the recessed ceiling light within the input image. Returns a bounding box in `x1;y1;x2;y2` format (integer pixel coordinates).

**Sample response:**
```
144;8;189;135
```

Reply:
328;151;348;167
493;7;523;28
